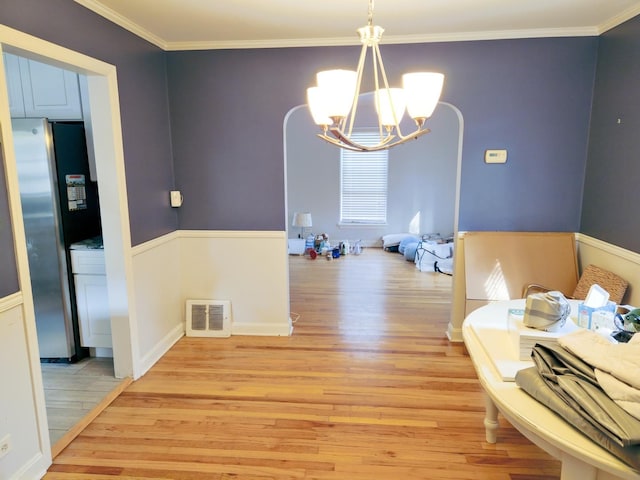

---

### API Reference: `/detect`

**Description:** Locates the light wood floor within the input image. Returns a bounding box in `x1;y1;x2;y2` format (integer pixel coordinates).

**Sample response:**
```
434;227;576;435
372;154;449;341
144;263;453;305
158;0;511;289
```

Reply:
42;357;122;445
42;357;130;457
45;248;561;479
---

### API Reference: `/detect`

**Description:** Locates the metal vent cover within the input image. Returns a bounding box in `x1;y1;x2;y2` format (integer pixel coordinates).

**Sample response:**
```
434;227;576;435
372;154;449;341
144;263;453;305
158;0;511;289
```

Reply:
185;300;231;337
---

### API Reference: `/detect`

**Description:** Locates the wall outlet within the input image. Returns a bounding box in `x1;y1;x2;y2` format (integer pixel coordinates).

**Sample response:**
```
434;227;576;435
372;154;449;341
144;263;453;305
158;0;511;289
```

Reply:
0;434;11;459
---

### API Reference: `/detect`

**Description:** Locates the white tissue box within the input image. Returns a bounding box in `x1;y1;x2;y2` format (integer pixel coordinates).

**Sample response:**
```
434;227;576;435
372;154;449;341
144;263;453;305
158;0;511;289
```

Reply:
577;301;616;331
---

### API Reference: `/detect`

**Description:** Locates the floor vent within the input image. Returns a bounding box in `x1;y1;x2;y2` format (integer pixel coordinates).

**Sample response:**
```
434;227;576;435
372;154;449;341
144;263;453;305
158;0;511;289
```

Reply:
185;300;231;337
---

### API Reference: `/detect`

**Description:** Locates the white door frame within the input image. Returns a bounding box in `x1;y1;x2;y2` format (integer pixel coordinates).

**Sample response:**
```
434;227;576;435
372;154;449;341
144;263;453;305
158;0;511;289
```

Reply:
0;24;138;460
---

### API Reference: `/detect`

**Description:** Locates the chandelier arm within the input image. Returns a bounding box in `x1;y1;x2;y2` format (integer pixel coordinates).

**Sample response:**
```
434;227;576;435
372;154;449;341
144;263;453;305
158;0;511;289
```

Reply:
329;126;395;147
317;126;431;152
371;40;386;141
387;126;431;144
373;42;403;137
324;128;395;151
346;41;369;138
317;135;368;153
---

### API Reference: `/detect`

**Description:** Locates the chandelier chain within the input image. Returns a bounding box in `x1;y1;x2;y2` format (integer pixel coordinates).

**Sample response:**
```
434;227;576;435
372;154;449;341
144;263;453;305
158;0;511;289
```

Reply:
367;0;374;27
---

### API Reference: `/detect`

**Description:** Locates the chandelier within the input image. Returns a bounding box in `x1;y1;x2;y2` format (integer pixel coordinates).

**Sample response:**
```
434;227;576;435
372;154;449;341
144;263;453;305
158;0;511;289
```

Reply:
306;0;444;152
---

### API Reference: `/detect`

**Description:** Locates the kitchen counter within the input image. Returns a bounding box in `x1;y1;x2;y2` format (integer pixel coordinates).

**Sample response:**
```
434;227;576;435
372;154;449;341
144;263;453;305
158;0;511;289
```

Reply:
70;235;103;250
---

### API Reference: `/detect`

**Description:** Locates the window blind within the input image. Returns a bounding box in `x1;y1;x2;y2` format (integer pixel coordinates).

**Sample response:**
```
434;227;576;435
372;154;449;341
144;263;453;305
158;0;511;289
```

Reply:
340;131;388;224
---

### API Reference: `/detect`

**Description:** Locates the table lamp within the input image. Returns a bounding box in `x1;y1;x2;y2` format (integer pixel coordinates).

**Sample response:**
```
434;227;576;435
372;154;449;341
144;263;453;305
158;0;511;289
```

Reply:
292;212;312;238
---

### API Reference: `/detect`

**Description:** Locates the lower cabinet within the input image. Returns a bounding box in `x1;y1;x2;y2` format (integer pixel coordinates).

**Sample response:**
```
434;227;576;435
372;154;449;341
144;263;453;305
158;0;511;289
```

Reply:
74;273;112;348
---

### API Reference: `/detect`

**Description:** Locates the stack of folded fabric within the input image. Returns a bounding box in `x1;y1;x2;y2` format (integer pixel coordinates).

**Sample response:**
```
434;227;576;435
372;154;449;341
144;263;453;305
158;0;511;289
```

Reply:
515;329;640;470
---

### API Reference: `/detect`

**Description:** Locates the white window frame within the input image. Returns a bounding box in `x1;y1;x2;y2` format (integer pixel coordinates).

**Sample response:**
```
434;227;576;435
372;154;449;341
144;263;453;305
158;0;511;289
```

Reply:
340;131;389;225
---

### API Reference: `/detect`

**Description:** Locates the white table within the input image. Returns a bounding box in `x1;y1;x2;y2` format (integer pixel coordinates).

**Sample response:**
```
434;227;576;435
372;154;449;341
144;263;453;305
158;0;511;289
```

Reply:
462;300;640;480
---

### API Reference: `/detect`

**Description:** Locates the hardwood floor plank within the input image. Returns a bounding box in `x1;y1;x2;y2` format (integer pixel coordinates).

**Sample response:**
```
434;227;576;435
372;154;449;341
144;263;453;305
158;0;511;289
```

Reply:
45;248;561;479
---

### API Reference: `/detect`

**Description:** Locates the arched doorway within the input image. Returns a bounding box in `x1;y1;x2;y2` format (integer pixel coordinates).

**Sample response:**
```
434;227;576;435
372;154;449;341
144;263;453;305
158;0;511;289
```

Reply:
283;96;464;337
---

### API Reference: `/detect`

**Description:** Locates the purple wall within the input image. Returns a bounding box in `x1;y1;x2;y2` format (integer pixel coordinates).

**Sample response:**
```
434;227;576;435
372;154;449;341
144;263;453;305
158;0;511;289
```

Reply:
0;0;177;244
167;37;597;232
0;0;177;296
581;15;640;252
0;149;19;294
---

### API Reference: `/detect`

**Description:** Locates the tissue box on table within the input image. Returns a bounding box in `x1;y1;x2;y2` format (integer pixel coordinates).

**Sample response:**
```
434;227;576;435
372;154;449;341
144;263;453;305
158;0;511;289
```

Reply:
577;301;616;331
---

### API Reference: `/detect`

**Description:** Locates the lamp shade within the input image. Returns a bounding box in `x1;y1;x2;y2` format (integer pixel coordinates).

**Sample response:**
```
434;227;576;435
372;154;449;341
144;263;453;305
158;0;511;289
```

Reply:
375;87;406;127
292;212;312;228
402;72;445;120
307;87;331;126
316;69;358;119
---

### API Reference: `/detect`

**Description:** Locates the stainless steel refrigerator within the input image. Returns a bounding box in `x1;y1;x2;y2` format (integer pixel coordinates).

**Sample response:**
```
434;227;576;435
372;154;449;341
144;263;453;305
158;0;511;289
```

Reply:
13;118;102;361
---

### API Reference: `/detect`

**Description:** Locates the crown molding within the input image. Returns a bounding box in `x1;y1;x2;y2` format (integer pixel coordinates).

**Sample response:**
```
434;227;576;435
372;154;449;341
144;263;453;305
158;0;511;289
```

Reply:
75;0;637;52
74;0;168;50
598;3;640;34
164;28;602;51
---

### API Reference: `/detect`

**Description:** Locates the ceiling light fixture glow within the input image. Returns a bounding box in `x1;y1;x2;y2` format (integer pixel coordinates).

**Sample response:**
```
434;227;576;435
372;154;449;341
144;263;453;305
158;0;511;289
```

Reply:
306;0;444;152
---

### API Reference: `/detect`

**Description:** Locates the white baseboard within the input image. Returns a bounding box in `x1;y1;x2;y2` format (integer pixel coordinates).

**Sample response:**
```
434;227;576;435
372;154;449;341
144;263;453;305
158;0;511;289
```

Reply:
231;321;293;336
446;322;463;342
137;323;184;377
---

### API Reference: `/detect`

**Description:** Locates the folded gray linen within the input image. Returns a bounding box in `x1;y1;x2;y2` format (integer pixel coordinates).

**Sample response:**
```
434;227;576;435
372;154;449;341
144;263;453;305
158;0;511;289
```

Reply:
516;366;640;471
530;341;640;447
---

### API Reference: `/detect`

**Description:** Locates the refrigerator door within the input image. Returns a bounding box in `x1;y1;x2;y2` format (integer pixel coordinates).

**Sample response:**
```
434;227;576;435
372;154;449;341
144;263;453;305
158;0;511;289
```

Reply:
13;118;76;359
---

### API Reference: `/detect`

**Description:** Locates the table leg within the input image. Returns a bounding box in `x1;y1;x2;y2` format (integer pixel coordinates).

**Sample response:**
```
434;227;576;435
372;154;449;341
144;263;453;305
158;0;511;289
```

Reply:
560;454;597;480
483;391;499;444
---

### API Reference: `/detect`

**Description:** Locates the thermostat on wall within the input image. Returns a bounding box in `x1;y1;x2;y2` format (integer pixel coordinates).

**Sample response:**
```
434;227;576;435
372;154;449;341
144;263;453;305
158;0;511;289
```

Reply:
485;149;508;164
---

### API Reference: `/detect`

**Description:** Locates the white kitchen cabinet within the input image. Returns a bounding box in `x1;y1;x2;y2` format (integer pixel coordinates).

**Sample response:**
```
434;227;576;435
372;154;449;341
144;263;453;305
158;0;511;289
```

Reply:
3;52;83;120
74;274;112;348
70;248;111;349
3;53;25;117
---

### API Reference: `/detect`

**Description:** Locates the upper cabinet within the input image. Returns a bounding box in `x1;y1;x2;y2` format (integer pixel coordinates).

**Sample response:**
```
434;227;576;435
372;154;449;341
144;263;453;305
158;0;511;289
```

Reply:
3;53;83;120
4;53;25;117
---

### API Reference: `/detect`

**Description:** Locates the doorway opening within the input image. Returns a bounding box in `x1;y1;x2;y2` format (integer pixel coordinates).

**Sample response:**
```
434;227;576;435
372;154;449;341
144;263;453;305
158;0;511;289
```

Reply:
283;97;463;335
0;27;135;459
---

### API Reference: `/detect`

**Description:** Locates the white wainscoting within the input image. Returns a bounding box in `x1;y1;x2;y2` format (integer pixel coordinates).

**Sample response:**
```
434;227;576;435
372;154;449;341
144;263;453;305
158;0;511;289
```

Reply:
131;231;183;376
179;230;292;336
130;230;292;377
576;234;640;306
0;294;50;480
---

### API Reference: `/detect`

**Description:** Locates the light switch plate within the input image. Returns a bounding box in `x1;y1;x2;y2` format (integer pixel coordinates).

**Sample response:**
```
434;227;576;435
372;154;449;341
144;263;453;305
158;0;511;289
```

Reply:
170;190;183;207
485;149;508;164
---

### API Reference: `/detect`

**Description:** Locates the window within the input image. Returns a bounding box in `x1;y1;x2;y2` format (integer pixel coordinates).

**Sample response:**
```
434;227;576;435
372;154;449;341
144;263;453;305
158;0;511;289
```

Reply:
340;131;388;225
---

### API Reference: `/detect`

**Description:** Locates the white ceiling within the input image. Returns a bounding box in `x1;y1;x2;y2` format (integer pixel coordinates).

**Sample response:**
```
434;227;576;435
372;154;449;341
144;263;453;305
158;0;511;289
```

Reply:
74;0;640;51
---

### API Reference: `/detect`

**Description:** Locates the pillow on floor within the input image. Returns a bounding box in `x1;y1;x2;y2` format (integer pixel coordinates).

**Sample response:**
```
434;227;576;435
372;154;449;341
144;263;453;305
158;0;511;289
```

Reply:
404;242;420;261
382;233;418;250
399;235;420;254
